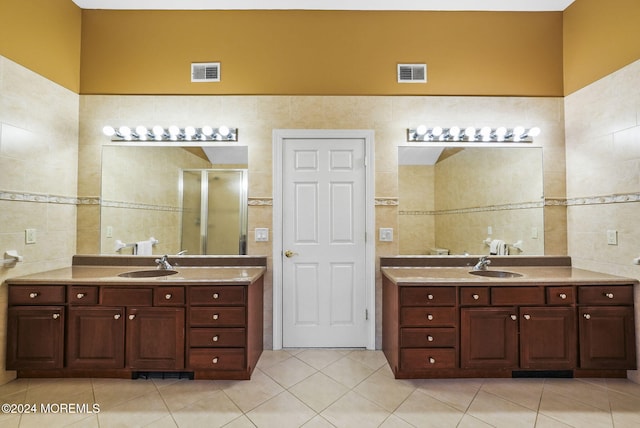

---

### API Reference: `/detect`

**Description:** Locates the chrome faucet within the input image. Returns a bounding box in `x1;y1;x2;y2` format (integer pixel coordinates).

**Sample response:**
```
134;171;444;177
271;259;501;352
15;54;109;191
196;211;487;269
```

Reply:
155;254;173;270
473;256;491;271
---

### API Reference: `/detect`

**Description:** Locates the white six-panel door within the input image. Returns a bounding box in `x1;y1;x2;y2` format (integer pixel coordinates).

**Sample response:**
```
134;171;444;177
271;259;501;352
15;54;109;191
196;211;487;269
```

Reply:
274;130;374;349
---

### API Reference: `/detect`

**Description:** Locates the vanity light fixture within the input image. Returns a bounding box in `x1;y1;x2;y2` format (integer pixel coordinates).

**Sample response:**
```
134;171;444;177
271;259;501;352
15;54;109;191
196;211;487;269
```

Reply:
407;126;540;143
102;125;238;142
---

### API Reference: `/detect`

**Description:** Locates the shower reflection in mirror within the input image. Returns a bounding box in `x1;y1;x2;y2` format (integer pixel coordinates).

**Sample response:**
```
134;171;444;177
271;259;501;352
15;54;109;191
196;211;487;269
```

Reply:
180;169;248;255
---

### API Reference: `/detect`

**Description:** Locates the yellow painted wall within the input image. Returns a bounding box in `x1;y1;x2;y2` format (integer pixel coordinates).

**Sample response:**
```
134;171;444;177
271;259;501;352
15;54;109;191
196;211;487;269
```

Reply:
563;0;640;95
80;10;563;96
0;0;81;92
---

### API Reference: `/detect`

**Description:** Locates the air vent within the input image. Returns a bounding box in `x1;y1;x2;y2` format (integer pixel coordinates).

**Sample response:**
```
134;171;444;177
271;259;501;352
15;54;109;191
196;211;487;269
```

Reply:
397;64;427;83
191;62;220;82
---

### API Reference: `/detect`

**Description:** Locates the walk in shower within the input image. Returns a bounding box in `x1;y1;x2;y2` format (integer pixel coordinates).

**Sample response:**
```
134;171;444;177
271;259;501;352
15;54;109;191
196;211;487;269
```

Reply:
180;169;248;255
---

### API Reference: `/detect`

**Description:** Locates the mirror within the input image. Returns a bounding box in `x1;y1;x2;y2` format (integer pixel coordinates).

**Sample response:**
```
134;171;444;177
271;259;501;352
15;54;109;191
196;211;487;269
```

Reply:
100;144;248;255
398;145;544;255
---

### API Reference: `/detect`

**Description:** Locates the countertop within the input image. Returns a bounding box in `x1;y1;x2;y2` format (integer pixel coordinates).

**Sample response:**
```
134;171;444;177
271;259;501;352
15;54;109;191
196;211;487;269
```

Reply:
381;266;639;286
5;265;266;285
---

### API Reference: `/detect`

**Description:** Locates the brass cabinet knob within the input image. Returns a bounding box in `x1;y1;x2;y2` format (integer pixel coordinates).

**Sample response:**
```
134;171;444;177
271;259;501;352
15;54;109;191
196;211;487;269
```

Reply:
284;250;298;258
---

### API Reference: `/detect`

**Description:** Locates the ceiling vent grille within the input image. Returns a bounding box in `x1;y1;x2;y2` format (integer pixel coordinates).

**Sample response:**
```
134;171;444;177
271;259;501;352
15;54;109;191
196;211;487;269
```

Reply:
191;62;220;82
397;64;427;83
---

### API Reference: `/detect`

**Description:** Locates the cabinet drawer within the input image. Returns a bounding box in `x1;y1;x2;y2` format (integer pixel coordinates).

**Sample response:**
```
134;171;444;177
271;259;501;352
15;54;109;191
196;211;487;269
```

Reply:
400;287;456;306
400;348;456;369
547;286;575;305
190;328;246;347
190;286;245;305
460;287;489;306
154;287;185;306
101;288;152;306
68;286;98;305
491;287;544;305
189;348;245;370
9;285;65;305
400;307;456;327
190;307;246;327
401;328;456;348
578;285;634;305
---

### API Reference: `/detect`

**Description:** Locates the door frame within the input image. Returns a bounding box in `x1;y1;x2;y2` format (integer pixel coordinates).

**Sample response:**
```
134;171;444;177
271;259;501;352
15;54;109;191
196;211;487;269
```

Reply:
272;129;375;350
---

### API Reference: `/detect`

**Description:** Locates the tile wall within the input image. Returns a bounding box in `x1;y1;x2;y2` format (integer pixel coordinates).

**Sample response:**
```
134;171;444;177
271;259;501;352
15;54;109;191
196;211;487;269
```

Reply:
78;94;567;350
0;56;79;384
564;59;640;381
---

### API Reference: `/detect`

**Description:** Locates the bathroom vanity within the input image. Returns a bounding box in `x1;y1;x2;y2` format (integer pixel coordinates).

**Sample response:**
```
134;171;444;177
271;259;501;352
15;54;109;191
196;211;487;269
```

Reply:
382;256;637;379
6;255;265;380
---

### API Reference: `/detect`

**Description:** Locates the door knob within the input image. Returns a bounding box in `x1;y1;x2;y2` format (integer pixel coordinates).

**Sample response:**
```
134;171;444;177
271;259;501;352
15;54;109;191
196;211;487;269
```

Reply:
284;250;298;258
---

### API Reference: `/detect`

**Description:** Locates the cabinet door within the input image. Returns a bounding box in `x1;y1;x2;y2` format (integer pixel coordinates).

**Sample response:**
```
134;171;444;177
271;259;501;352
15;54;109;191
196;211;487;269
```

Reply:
579;306;636;369
7;306;64;370
126;308;185;370
67;307;125;369
520;307;576;369
461;308;518;368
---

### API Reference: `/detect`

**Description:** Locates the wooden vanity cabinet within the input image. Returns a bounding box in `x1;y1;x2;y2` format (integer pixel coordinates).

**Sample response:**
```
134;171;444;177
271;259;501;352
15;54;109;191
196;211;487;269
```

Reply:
383;275;635;379
187;278;264;379
578;285;636;370
6;285;65;370
66;286;185;370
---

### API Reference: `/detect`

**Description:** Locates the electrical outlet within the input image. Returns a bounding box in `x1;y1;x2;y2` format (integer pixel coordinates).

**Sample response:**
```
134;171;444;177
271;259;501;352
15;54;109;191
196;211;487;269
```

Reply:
379;228;393;242
255;228;269;242
606;229;618;245
25;228;37;244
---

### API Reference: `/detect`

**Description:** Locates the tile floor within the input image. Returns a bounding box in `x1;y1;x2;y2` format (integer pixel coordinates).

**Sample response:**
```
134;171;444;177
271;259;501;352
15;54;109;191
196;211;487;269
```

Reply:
1;349;640;427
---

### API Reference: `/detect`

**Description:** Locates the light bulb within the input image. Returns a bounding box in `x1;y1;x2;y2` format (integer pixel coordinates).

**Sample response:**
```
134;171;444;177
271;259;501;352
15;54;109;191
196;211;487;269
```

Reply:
135;126;148;137
513;126;525;138
464;127;476;139
201;126;213;136
102;126;116;137
218;126;230;137
416;125;428;136
432;126;443;137
528;127;541;137
168;125;180;136
118;126;131;137
152;126;164;140
184;126;196;137
449;126;461;139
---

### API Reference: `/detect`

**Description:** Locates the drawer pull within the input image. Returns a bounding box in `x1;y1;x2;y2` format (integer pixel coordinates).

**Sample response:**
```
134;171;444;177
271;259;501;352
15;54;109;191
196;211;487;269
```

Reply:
129;314;136;320
427;335;434;342
213;293;220;299
212;314;220;320
427;314;434;321
559;293;567;299
114;314;121;320
165;293;172;300
427;294;434;300
76;293;86;299
212;357;219;364
29;292;39;299
584;313;591;320
472;294;480;300
604;292;614;299
523;314;531;320
428;357;436;364
213;335;219;342
52;313;60;320
510;315;517;321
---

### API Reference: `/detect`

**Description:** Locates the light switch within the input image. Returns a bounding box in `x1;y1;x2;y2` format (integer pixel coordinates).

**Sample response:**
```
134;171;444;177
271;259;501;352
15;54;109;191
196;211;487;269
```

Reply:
255;228;269;242
379;228;393;242
607;229;618;245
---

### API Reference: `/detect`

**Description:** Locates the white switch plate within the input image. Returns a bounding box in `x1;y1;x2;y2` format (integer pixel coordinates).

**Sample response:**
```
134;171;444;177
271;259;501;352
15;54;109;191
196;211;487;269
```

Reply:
531;227;538;239
106;226;113;238
25;228;36;244
379;228;393;242
255;228;269;242
607;229;618;245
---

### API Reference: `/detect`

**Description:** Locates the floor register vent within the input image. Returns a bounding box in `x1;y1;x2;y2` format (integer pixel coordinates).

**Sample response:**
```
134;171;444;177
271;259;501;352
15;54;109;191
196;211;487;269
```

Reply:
397;64;427;83
191;62;220;82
